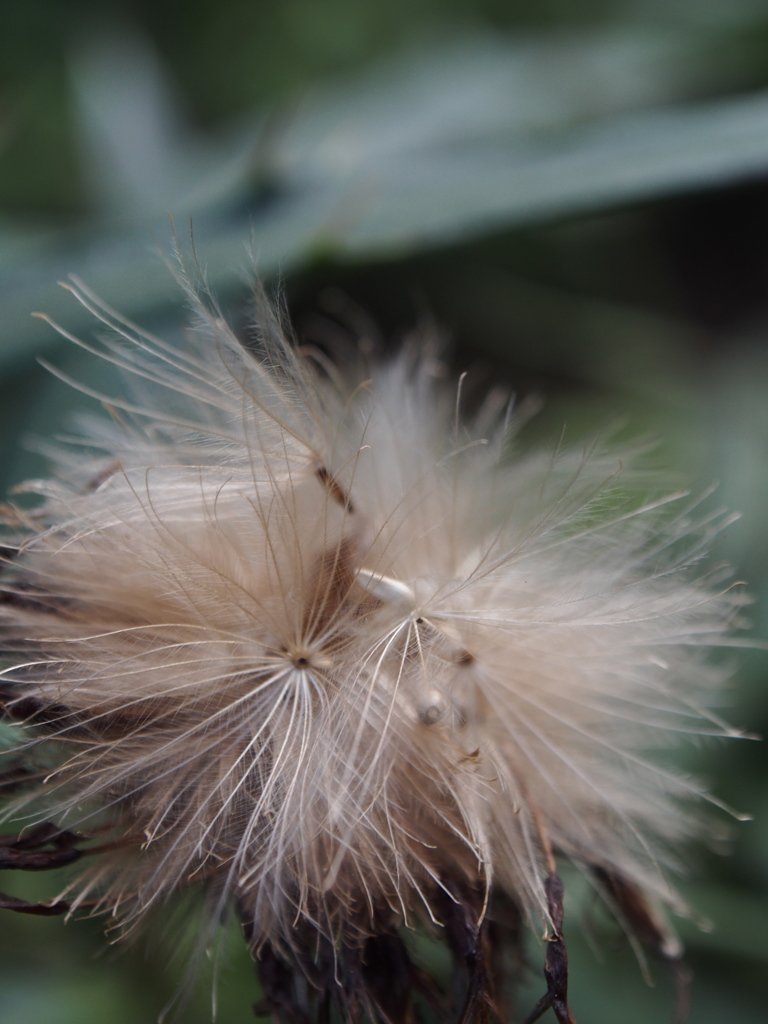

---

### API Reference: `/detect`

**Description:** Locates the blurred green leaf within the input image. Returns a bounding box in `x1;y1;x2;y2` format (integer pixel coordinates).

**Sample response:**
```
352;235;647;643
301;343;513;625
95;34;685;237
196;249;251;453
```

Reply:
70;29;262;219
8;31;768;373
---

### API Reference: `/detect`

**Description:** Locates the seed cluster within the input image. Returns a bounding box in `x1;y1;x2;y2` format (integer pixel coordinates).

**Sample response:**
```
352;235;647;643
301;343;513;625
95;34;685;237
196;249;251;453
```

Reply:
0;272;745;1021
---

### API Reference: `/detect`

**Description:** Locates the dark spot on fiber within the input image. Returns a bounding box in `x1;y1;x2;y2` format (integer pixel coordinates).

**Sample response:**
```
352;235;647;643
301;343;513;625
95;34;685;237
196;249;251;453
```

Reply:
316;466;354;513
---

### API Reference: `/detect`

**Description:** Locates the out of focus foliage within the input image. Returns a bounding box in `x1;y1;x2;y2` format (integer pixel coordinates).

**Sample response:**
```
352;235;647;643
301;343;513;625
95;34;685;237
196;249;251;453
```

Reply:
1;1;768;1022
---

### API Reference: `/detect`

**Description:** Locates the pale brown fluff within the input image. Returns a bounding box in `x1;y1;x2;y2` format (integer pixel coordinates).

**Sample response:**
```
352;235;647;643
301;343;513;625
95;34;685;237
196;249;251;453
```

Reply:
0;271;746;1004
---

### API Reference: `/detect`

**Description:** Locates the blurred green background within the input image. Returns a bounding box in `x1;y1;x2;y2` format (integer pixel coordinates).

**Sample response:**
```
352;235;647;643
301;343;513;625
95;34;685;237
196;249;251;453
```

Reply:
2;1;768;1021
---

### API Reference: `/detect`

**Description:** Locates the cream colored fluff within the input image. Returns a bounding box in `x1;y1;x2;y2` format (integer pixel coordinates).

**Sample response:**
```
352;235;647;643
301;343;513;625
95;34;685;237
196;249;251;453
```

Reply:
0;270;746;967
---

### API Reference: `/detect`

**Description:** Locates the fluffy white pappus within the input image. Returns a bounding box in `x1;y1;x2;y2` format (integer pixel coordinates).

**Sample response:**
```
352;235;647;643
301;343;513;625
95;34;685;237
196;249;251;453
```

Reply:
0;268;748;1021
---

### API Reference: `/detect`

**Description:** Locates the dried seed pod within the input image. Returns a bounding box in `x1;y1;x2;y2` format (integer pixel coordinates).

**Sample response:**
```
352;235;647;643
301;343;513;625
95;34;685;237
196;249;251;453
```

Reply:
0;262;748;1022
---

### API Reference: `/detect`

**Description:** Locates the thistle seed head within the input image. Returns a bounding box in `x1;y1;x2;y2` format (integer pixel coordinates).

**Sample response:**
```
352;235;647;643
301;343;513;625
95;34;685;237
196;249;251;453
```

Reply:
0;263;747;1022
